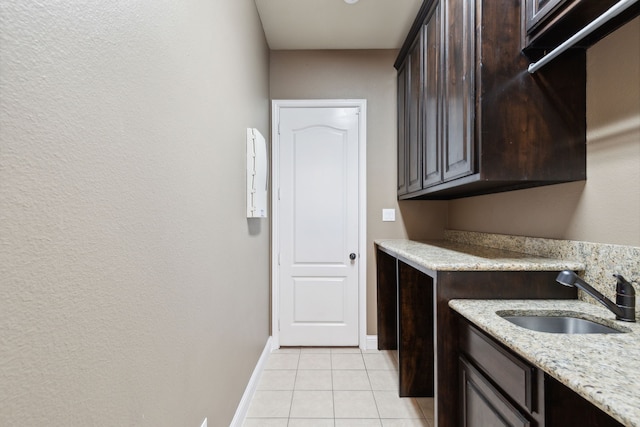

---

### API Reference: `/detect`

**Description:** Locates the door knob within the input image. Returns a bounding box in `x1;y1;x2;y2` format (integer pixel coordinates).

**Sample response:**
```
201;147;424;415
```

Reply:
349;253;357;260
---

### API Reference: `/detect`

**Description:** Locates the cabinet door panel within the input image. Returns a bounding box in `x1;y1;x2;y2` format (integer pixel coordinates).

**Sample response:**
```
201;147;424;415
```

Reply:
525;0;564;34
398;261;434;397
376;249;397;350
422;2;442;188
460;357;532;427
443;0;474;182
397;64;408;196
460;323;534;412
545;375;624;427
407;36;423;193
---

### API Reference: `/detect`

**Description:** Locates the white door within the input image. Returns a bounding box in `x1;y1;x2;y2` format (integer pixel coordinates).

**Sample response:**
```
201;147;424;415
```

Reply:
277;105;361;346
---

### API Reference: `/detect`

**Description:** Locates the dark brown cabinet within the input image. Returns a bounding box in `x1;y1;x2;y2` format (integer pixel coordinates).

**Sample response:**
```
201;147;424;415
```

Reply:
407;35;423;194
525;0;565;36
395;0;588;200
374;244;577;427
422;1;441;188
398;260;434;397
523;0;640;59
397;30;425;196
458;318;624;427
397;64;407;195
442;0;473;184
375;249;397;350
460;357;533;427
459;320;541;427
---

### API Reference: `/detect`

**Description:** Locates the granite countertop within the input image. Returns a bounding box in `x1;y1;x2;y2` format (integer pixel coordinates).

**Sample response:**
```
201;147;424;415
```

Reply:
375;239;585;272
449;299;640;427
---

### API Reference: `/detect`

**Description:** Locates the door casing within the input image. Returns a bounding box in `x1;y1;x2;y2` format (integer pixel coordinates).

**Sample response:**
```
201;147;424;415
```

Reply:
271;99;367;350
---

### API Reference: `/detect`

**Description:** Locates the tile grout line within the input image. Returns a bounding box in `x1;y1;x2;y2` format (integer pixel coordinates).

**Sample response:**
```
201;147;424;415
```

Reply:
365;350;384;422
286;349;301;423
330;349;337;424
365;351;382;424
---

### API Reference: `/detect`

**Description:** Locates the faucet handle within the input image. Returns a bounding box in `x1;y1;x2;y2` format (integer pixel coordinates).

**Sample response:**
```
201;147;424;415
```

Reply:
614;274;636;318
614;274;635;296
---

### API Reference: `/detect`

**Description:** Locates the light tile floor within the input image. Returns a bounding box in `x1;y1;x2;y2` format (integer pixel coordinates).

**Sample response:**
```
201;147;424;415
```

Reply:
243;347;434;427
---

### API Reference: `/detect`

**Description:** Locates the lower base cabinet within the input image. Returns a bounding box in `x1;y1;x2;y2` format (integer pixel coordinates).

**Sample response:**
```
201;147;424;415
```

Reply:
375;244;577;427
460;357;533;427
458;317;624;427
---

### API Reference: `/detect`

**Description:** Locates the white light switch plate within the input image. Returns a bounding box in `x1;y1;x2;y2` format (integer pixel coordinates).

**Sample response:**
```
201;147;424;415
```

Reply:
382;209;396;222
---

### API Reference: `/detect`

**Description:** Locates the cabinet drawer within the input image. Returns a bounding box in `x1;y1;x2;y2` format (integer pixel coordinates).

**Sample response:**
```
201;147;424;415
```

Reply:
460;357;532;427
459;322;535;412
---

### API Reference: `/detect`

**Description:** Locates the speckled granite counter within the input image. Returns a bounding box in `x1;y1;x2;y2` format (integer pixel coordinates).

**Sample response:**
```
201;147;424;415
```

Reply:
449;299;640;427
375;239;585;272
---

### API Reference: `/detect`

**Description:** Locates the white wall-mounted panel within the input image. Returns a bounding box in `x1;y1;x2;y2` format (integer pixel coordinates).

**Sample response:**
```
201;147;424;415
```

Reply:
247;128;268;218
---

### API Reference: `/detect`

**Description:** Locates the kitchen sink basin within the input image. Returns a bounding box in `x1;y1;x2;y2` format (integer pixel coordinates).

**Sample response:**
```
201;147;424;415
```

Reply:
499;313;627;334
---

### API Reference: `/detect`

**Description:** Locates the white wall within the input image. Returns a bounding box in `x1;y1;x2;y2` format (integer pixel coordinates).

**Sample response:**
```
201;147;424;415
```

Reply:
0;1;270;425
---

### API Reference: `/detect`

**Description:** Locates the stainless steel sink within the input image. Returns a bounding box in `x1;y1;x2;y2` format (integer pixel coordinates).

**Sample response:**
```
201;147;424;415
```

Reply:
499;313;627;334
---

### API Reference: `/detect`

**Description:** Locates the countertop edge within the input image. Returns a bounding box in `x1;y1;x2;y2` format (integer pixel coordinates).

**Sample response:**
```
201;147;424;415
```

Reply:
375;239;585;272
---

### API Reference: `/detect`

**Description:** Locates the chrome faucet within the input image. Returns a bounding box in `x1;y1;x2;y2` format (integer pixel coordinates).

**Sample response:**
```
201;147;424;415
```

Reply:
556;270;636;322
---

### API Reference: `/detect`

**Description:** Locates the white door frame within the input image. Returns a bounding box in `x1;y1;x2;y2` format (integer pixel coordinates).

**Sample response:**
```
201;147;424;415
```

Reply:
271;99;367;350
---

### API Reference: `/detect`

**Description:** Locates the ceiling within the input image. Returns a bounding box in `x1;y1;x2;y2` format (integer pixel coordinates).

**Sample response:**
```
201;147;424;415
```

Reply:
254;0;423;50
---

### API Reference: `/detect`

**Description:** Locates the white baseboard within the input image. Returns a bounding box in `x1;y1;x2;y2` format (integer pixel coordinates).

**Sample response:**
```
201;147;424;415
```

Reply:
366;335;378;351
229;336;272;427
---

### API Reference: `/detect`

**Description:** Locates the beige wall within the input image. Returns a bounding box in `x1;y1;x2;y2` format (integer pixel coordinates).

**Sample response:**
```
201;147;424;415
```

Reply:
0;1;270;425
448;17;640;247
270;50;447;334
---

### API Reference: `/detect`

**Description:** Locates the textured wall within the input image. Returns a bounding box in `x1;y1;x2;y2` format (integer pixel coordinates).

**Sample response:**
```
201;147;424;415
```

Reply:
0;1;270;425
270;50;448;334
448;17;640;247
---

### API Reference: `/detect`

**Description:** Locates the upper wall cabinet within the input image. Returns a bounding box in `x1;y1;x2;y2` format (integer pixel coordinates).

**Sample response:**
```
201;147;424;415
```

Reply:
396;0;590;200
523;0;640;60
396;0;639;200
397;7;440;197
